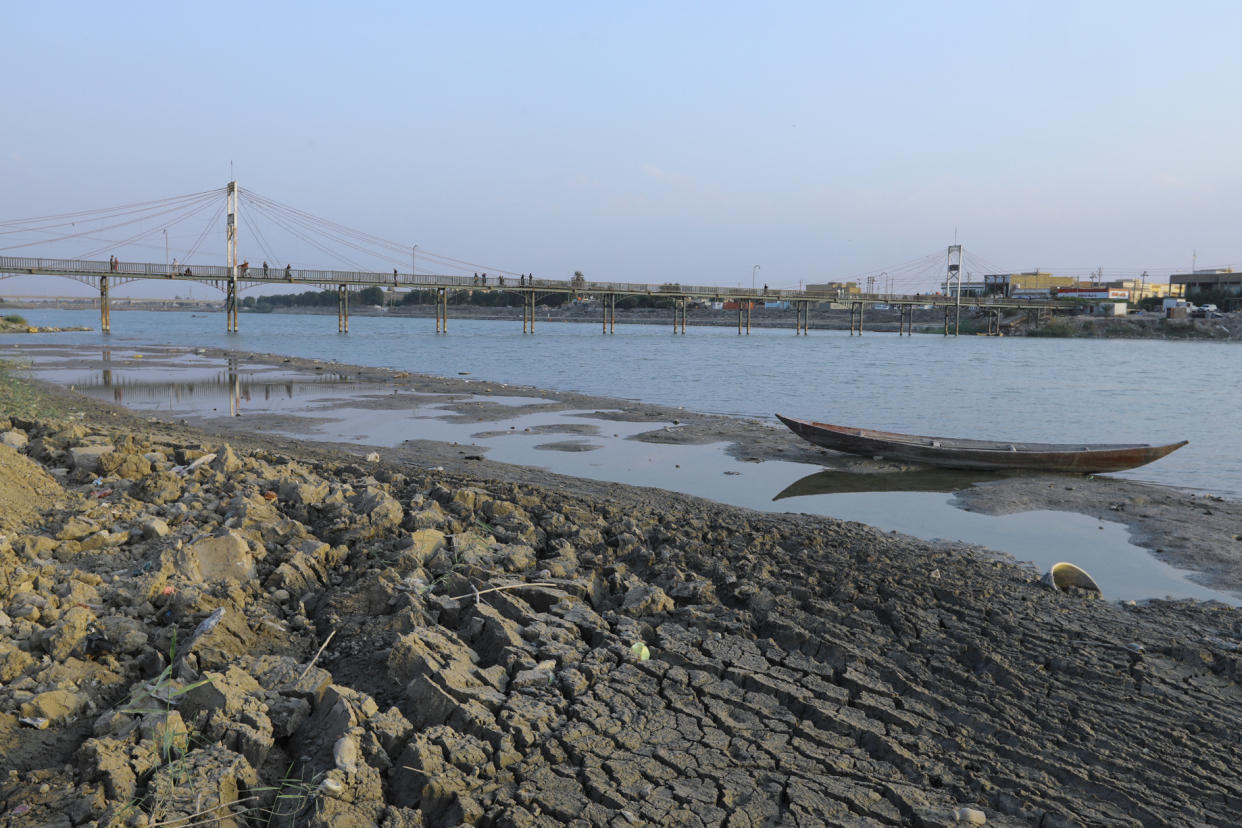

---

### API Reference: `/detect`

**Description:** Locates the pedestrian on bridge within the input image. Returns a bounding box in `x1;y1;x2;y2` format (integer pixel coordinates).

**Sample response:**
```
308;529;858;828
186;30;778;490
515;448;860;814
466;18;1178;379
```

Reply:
240;260;249;277
263;261;269;277
285;264;292;281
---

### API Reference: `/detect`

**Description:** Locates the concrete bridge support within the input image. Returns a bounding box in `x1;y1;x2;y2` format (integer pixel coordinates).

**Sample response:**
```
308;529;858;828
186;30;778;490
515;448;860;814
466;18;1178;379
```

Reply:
794;300;809;335
225;279;239;333
523;290;537;334
601;293;616;334
672;297;687;334
99;276;110;333
337;285;349;333
435;288;448;333
849;302;864;335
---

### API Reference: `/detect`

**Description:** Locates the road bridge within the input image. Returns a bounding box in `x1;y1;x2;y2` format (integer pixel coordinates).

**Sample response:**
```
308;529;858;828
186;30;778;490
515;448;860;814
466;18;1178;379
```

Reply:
0;253;1058;337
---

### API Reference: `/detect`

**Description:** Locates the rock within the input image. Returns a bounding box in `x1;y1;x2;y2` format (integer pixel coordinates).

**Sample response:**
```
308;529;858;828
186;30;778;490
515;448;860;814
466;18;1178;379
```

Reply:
502;544;538;572
620;584;674;615
20;689;88;724
78;529;129;551
97;451;152;480
210;444;243;473
96;615;149;654
144;745;258;826
175;531;255;583
333;728;362;773
57;516;98;541
367;706;413;757
0;638;35;681
68;445;114;473
955;806;987;824
278;477;329;505
405;529;447;566
1;430;28;449
142;517;171;539
41;604;94;660
134;471;184;504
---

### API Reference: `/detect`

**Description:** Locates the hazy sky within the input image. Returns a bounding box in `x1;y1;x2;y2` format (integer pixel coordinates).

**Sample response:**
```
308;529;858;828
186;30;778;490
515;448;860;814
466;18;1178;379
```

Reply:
2;1;1240;297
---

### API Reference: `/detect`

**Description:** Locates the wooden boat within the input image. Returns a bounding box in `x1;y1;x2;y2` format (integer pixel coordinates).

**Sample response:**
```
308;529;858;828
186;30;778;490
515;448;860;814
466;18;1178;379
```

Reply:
775;414;1187;473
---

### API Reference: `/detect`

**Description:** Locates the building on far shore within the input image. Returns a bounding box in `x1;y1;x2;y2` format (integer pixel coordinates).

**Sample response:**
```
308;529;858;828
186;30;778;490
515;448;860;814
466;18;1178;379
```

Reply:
1169;269;1240;300
804;281;859;296
1102;278;1182;302
964;272;1077;298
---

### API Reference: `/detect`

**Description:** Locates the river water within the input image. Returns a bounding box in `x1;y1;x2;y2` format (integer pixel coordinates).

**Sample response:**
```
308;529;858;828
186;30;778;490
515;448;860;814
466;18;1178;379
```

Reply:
4;307;1239;603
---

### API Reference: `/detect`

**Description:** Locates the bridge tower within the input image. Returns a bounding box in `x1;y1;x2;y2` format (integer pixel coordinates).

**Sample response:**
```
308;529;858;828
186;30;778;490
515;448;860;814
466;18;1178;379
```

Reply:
945;244;962;336
225;181;239;332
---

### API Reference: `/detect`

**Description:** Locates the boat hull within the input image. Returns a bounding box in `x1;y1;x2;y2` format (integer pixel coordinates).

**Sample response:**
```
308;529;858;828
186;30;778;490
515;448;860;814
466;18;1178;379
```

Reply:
775;414;1187;474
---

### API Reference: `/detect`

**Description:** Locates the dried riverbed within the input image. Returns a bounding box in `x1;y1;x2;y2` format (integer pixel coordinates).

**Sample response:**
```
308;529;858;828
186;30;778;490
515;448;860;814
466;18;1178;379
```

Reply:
3;373;1242;825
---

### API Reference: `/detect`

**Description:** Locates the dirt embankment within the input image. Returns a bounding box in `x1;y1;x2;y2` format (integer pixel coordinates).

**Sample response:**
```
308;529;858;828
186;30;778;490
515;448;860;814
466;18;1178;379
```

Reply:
2;387;1242;826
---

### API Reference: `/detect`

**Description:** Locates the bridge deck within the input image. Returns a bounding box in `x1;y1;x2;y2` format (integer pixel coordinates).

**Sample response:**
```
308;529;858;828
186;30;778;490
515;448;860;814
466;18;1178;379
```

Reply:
0;254;1061;310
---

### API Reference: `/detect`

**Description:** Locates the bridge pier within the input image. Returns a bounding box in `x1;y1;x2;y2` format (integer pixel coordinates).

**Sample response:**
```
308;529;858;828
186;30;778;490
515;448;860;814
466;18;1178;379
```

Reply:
338;285;349;333
99;276;110;333
672;297;688;334
225;279;239;333
794;300;810;335
524;290;536;334
849;302;864;335
746;301;751;335
435;288;448;333
601;293;616;334
943;305;961;336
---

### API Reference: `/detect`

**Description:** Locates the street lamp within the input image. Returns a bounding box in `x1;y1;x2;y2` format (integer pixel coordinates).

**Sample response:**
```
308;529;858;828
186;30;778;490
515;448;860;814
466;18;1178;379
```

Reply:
752;265;760;295
163;229;169;275
880;271;889;298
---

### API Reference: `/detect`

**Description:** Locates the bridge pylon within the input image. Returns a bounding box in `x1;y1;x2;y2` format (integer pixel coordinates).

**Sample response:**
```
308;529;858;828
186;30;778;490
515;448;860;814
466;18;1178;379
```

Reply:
945;244;962;336
226;181;239;332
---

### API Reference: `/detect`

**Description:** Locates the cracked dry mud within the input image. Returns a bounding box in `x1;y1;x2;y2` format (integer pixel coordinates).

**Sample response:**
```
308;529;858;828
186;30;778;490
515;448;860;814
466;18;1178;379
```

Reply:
2;391;1242;826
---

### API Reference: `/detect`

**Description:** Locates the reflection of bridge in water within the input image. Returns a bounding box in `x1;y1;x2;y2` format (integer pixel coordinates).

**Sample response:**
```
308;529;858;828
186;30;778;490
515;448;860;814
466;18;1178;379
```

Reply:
1;181;1066;337
71;355;369;417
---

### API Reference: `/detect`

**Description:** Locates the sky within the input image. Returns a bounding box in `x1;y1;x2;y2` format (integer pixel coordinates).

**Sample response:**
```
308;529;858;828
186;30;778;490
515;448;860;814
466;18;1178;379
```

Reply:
2;1;1240;298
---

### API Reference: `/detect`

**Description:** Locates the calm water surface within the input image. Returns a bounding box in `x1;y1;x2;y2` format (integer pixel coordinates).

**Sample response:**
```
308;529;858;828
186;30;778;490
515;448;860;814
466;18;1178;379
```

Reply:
4;308;1238;604
8;308;1235;495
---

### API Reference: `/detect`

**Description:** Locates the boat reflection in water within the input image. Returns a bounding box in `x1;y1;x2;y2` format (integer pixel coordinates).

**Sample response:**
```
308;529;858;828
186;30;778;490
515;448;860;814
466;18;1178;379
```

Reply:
772;466;1010;501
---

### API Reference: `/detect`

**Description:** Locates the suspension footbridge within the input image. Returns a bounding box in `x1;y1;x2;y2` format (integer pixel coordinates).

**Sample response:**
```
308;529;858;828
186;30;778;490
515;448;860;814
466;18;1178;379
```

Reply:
1;181;1063;336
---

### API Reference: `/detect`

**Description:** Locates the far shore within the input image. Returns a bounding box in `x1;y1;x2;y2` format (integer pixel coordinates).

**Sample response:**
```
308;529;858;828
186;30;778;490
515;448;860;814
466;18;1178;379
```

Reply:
4;297;1242;338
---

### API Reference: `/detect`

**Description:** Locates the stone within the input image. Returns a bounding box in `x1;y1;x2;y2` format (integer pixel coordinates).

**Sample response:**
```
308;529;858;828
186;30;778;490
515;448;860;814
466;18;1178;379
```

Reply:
142;517;171;539
57;516;98;541
20;689;88;723
1;430;28;449
176;531;254;583
68;445;114;473
405;529;447;566
97;451;152;480
620;584;674;615
955;806;987;824
134;471;183;504
334;728;362;773
41;604;94;660
0;639;35;681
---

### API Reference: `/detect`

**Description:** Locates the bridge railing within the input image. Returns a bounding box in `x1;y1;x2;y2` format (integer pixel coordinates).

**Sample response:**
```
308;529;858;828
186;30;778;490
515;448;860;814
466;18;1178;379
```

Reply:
1;255;1064;308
